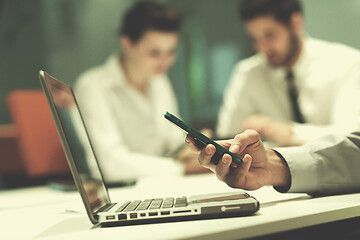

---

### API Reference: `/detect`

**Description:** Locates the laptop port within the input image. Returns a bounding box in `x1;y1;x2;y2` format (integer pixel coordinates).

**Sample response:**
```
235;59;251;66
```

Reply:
140;213;146;217
106;215;116;220
130;213;137;219
173;210;191;214
161;211;170;215
118;214;127;220
149;212;158;216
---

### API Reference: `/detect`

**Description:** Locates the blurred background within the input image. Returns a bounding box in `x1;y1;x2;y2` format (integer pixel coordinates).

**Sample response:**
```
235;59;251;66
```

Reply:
1;0;360;126
0;0;359;187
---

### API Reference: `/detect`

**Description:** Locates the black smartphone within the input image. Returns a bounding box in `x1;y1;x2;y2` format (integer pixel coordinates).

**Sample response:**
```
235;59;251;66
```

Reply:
164;112;242;165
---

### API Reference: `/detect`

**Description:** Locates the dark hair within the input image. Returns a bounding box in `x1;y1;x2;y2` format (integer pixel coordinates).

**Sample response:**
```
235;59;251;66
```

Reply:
119;1;182;43
238;0;302;25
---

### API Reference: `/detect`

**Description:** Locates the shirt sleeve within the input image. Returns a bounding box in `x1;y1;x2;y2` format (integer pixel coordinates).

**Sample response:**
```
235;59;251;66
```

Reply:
216;62;256;138
275;132;360;196
74;77;185;183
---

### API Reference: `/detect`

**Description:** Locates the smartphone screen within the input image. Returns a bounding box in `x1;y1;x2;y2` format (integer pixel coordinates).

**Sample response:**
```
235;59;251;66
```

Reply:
164;112;242;165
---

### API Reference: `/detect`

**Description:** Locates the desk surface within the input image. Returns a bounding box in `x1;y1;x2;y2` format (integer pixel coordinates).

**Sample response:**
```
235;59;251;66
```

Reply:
1;173;360;240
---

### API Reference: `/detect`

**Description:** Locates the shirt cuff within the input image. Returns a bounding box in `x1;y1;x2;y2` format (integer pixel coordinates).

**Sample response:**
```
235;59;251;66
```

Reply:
273;145;319;194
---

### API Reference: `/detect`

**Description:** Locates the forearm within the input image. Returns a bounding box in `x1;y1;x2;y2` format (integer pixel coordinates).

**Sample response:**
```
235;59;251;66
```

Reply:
275;132;360;195
291;123;344;145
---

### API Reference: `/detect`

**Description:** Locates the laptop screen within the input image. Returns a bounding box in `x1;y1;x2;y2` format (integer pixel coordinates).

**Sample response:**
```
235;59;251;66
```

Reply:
40;71;111;216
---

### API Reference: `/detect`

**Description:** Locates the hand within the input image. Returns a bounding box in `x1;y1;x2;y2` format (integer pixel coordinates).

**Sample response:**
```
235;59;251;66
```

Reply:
184;156;210;174
175;128;214;175
174;147;209;174
175;128;213;162
241;115;295;146
186;130;291;190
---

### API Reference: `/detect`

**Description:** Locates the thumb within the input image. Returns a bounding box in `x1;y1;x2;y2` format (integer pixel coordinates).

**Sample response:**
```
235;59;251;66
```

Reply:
235;154;252;179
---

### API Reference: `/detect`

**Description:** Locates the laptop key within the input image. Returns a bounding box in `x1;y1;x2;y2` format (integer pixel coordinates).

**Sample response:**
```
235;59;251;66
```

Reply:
116;201;131;212
149;198;163;209
136;199;153;211
162;197;174;208
175;197;188;208
164;197;174;204
123;200;142;212
100;203;117;212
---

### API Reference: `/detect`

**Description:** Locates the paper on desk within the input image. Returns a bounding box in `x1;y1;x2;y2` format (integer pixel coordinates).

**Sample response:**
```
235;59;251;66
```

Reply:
247;186;310;204
0;186;80;210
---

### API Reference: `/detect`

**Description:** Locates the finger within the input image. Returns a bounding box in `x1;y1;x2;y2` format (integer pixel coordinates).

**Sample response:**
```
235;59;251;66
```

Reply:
200;128;213;138
233;154;252;181
185;134;200;151
194;138;207;150
186;134;207;150
224;154;252;189
214;139;232;150
215;154;232;182
198;144;216;166
230;162;238;168
229;130;261;154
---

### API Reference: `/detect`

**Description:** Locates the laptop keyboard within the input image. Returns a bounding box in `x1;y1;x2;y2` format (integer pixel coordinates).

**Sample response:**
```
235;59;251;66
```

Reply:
115;197;188;213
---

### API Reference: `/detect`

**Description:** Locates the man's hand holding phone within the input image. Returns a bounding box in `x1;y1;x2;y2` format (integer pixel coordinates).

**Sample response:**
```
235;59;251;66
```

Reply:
164;112;291;191
186;130;285;191
164;112;242;165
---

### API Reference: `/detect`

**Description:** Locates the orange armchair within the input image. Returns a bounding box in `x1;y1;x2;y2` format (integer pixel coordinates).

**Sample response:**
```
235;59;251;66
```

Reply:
7;90;70;178
0;124;24;175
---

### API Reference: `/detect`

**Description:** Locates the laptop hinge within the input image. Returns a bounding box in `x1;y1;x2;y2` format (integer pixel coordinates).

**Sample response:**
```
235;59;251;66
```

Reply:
95;203;116;214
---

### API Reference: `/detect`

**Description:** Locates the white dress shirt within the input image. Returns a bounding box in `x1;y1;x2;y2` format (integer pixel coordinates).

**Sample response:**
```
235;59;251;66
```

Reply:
75;55;185;182
217;37;360;144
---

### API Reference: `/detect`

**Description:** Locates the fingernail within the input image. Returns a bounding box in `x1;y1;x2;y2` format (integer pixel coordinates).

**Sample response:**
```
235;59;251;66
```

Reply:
222;157;229;164
205;146;212;155
229;144;240;153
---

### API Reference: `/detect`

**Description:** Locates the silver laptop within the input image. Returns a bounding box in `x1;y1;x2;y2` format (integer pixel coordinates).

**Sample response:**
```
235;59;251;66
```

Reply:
39;70;259;227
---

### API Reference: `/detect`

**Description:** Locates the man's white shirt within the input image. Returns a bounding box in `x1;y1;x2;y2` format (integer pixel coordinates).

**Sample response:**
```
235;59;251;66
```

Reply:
217;37;360;144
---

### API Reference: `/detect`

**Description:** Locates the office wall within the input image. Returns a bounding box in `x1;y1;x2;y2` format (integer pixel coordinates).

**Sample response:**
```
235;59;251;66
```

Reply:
168;0;253;128
0;0;133;124
303;0;360;48
0;0;359;127
0;1;45;124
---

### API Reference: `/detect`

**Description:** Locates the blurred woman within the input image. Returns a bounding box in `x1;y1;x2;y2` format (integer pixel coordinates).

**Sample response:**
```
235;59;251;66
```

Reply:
75;1;206;183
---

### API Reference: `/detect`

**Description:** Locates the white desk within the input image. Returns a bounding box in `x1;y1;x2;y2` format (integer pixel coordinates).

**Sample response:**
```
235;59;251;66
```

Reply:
1;173;360;240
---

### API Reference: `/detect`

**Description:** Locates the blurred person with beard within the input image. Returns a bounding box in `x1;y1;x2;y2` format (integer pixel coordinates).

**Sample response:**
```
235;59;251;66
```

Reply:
216;0;360;147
